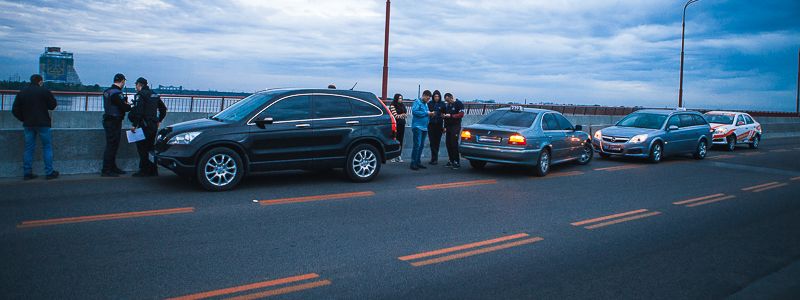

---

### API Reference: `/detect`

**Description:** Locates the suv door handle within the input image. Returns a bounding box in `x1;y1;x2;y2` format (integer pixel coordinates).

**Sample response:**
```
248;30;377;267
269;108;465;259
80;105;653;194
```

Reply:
346;121;360;125
295;124;311;128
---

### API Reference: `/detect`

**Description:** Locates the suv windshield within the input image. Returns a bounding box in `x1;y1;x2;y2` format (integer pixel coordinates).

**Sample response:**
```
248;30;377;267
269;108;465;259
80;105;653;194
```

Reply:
213;93;273;122
478;110;537;128
704;114;734;124
616;113;667;129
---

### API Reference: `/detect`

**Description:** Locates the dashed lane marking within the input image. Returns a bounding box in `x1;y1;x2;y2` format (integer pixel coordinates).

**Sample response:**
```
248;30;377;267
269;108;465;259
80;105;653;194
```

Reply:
741;182;781;191
593;165;646;172
17;207;195;228
166;273;330;300
417;179;497;191
259;191;375;206
399;233;543;267
673;193;736;207
752;183;788;193
571;209;661;230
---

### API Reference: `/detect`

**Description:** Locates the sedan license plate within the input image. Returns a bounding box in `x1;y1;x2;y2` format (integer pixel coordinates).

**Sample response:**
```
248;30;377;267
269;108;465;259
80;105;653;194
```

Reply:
478;136;502;143
604;144;622;151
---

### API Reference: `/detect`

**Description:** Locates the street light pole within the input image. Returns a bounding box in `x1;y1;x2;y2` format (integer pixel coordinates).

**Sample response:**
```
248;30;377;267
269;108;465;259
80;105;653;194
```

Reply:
381;0;391;101
678;0;700;108
796;48;799;116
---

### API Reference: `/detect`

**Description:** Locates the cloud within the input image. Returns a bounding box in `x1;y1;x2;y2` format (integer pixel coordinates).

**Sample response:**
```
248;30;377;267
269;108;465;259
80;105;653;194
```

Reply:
0;0;798;111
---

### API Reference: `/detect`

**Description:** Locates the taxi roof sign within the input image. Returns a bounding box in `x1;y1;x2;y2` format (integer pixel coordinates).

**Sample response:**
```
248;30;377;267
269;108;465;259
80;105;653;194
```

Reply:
509;105;524;112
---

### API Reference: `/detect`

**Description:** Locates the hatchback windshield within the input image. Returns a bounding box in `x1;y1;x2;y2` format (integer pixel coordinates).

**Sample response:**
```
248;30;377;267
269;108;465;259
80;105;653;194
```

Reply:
478;110;537;128
616;113;667;129
704;114;734;124
213;93;273;122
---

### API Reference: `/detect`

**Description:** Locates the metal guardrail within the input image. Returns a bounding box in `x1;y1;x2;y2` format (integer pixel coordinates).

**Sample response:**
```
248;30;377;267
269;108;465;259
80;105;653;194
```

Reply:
2;90;797;118
0;90;246;113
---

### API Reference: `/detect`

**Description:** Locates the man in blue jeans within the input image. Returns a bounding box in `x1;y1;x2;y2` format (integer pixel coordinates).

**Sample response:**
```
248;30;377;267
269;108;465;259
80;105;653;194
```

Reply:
410;90;434;170
12;74;59;180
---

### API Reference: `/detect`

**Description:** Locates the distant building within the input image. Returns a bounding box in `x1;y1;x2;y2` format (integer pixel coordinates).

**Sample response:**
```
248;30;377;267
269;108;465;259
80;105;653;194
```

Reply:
157;85;183;92
8;73;21;82
39;47;81;84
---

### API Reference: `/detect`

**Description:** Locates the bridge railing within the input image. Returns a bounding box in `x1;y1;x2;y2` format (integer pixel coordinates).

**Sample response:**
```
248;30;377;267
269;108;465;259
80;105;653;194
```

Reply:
2;90;797;118
0;90;246;113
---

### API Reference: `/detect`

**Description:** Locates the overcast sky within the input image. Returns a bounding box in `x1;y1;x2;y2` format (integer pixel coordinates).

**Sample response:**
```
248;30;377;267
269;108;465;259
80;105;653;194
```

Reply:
1;0;798;111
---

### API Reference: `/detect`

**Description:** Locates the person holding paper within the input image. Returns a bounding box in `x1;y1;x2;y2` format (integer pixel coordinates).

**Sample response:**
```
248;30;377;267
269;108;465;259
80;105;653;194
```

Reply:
101;73;132;177
128;77;167;177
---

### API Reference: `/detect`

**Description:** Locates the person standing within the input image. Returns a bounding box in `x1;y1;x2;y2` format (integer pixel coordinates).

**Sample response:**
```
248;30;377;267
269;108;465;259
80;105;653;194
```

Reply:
129;77;167;177
12;74;59;180
389;93;408;163
101;73;132;177
442;93;465;169
410;90;434;170
427;90;446;165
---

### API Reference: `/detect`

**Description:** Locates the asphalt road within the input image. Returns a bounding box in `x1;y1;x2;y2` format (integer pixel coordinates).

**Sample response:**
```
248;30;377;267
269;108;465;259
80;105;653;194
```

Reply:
2;138;800;299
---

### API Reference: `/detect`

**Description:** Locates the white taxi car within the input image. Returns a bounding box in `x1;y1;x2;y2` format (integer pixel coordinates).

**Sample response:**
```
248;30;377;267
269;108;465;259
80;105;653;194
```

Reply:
704;111;762;151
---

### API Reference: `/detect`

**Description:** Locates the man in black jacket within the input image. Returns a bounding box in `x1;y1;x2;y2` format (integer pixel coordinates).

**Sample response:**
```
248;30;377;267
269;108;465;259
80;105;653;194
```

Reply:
101;73;132;177
129;77;167;177
427;90;446;165
442;93;465;169
12;74;59;180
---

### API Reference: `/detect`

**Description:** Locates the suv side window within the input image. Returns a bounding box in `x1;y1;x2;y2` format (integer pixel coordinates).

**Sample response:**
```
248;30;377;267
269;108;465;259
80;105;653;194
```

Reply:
744;115;755;124
264;95;311;122
313;95;352;119
553;113;574;130
667;115;681;128
692;114;707;126
542;113;559;131
679;114;694;127
351;98;382;116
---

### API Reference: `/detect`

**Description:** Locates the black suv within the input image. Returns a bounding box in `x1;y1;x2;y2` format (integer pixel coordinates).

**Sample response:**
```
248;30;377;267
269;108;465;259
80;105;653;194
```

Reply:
153;89;401;191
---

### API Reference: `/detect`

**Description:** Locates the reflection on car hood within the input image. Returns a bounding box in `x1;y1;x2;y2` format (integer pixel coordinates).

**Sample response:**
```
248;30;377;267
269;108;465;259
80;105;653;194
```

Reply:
600;126;659;138
709;123;731;129
168;118;226;134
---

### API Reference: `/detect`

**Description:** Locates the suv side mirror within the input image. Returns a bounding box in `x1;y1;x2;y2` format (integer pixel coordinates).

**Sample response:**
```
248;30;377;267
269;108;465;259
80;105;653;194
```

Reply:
668;125;679;131
254;117;274;129
574;125;583;131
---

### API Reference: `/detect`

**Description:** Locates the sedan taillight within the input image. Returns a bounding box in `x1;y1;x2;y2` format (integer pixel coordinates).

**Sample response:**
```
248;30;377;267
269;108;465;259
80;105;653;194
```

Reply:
508;134;526;145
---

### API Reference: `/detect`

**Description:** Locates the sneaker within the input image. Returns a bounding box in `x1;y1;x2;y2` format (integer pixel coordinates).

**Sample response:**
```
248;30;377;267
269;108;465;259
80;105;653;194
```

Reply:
410;164;420;171
452;163;461;170
418;164;427;169
132;171;150;177
112;168;127;175
429;160;438;165
445;161;453;167
397;157;404;163
23;174;38;181
101;171;119;177
45;171;60;180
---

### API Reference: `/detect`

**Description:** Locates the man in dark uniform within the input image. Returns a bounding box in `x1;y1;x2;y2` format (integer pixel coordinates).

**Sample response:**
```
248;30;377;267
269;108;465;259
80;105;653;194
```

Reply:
129;77;167;177
101;73;131;177
442;93;465;169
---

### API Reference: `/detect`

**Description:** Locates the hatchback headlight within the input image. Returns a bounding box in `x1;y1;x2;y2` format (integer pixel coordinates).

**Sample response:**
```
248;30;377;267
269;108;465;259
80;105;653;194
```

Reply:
593;130;602;139
714;127;728;134
168;131;201;145
629;134;648;144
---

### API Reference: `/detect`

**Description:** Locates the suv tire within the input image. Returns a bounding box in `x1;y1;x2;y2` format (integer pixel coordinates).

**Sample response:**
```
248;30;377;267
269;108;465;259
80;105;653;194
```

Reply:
346;144;381;182
693;140;708;160
197;147;244;192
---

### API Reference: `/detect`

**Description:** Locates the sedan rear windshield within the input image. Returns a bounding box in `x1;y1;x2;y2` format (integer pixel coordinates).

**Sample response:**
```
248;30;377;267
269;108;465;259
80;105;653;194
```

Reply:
478;110;537;128
616;113;667;130
704;114;734;124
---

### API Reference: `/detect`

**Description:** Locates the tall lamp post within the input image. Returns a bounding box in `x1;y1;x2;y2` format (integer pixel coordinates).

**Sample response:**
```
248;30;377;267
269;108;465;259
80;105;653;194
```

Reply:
796;48;799;116
381;0;391;100
678;0;700;108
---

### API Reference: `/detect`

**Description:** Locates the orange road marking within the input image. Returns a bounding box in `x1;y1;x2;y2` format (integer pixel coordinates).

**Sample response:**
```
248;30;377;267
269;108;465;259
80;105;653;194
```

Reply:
570;209;649;226
416;179;497;191
790;176;800;181
770;149;790;153
408;237;544;267
707;154;735;160
259;191;374;206
17;207;194;228
223;280;332;300
686;195;736;207
167;273;320;300
584;211;662;230
545;171;584;178
593;165;645;172
741;152;763;156
752;183;788;193
399;233;529;261
741;182;780;191
672;193;725;205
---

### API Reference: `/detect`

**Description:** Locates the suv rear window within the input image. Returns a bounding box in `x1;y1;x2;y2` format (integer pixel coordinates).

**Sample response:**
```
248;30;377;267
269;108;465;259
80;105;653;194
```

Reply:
351;99;382;116
313;95;352;119
478;110;537;128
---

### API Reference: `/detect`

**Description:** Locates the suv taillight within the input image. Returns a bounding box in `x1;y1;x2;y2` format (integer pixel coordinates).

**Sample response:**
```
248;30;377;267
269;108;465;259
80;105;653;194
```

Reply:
377;97;397;140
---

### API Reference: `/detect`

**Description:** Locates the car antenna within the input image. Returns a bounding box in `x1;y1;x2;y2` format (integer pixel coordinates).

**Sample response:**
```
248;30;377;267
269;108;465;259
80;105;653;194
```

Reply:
349;81;358;90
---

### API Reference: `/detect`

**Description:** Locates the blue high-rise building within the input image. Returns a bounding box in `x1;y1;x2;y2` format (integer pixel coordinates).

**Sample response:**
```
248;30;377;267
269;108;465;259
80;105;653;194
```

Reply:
39;47;81;84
